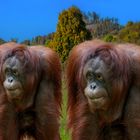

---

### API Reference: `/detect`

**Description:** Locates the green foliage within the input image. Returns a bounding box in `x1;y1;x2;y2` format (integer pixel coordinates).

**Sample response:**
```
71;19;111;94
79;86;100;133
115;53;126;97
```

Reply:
103;34;117;42
48;6;92;63
0;38;6;45
20;33;55;46
118;21;140;45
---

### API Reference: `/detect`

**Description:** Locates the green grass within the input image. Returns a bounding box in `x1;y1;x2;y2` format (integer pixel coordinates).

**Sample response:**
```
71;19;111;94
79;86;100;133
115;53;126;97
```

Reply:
60;80;71;140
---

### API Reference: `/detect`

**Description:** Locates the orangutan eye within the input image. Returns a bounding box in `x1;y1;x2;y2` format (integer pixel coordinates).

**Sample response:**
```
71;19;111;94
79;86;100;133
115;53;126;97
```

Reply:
86;71;94;80
96;74;103;81
12;70;18;76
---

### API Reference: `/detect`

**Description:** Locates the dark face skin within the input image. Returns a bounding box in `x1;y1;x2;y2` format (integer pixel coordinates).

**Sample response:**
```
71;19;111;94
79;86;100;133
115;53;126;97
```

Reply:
2;56;25;101
83;57;111;112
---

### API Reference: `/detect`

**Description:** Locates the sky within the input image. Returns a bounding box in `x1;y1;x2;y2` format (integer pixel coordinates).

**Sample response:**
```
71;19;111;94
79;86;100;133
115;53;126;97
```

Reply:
0;0;140;42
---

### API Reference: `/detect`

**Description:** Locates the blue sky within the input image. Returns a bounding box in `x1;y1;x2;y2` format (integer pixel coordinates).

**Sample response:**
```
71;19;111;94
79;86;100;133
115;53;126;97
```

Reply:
0;0;140;42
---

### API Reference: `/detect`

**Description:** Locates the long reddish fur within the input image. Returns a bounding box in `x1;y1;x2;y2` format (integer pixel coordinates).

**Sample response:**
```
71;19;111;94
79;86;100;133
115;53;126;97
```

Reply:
0;42;62;140
66;40;132;139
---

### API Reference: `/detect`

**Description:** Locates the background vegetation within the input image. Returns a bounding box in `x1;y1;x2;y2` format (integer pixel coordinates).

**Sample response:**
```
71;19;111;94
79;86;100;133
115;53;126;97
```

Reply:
1;6;140;64
48;6;91;62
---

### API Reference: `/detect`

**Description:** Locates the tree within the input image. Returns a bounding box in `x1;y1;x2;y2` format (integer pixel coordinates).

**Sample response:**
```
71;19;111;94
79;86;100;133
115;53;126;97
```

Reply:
48;6;92;62
83;11;122;38
83;11;100;25
0;38;6;45
21;39;31;45
103;34;117;42
118;21;140;45
31;35;46;45
45;32;55;46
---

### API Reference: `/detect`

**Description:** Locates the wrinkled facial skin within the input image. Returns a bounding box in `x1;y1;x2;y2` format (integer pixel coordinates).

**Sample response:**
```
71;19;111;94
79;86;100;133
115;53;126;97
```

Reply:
83;57;111;112
2;56;25;101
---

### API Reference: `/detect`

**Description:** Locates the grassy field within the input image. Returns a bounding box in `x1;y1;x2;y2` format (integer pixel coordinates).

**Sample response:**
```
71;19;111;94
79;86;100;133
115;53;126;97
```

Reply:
60;80;71;140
